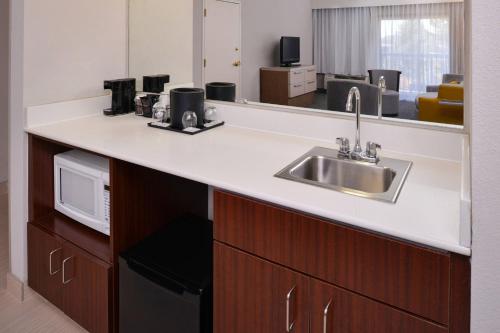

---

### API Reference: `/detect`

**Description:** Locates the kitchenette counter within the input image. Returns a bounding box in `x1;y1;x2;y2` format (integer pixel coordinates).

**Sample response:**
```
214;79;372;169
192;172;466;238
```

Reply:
26;113;470;256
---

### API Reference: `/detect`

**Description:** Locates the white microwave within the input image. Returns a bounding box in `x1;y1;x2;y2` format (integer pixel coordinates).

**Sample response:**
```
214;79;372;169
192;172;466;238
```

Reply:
54;150;110;235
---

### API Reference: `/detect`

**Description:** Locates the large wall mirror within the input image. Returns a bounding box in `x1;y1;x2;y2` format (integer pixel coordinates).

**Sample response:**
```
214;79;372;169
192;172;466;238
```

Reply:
129;0;195;90
128;0;466;128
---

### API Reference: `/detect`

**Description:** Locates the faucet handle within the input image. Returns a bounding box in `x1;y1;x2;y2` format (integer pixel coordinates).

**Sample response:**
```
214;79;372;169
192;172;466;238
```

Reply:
336;137;350;155
366;142;382;159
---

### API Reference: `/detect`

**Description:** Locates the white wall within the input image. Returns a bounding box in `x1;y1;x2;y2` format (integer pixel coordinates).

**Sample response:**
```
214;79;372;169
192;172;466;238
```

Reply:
312;0;463;9
470;0;500;331
9;0;128;282
129;0;194;90
23;0;128;107
0;0;8;183
242;0;313;101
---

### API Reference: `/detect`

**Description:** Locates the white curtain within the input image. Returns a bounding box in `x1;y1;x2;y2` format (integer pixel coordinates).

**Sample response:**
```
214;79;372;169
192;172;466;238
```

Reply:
313;7;373;76
313;2;465;100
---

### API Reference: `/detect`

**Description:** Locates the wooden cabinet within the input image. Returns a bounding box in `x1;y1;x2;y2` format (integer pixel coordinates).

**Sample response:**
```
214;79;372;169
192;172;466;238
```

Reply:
215;242;446;333
28;223;111;333
62;242;111;333
214;190;450;324
309;278;446;333
214;190;470;333
28;134;210;333
214;242;309;333
260;65;317;107
28;223;64;309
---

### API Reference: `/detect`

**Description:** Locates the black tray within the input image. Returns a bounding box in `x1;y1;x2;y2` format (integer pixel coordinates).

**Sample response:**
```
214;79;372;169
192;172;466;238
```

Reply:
148;120;225;135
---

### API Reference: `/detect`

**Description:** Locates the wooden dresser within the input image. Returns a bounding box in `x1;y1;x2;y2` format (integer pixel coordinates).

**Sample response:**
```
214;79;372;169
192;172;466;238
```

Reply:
260;65;317;107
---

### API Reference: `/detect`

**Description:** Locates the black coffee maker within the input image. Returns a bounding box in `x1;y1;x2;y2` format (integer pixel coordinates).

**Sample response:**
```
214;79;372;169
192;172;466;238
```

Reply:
143;75;170;93
103;78;136;116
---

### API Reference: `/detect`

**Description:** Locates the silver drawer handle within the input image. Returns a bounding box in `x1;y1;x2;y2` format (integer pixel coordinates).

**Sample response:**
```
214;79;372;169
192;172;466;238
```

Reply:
286;286;296;332
62;256;74;285
49;248;62;276
323;299;333;333
294;85;302;88
308;81;315;84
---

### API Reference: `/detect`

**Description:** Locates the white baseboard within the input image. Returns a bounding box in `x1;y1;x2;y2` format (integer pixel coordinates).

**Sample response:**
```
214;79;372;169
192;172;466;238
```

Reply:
0;182;7;195
6;272;25;301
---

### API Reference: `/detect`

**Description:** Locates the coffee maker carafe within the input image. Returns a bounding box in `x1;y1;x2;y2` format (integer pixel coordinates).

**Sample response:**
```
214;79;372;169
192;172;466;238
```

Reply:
103;78;136;116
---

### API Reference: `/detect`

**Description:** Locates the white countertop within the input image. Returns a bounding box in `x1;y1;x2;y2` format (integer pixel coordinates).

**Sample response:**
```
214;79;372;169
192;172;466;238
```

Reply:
26;113;470;256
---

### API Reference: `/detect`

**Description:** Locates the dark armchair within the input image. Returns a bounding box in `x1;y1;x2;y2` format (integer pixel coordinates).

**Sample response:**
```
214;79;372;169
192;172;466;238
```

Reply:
368;69;402;92
327;79;399;116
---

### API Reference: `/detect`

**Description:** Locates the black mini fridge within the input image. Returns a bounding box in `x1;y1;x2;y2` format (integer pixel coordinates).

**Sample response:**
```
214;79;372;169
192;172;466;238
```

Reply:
119;215;212;333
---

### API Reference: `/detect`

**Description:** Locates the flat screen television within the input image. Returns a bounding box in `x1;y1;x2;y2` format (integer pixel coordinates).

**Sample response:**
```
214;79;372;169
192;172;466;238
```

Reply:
280;37;300;66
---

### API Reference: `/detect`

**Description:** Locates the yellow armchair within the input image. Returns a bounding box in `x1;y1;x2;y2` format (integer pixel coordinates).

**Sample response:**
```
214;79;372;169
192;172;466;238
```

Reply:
418;84;464;125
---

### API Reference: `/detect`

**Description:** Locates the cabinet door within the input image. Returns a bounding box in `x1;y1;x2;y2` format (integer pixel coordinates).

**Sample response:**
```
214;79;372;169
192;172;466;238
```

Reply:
310;278;447;333
61;242;111;333
27;223;64;309
214;242;309;333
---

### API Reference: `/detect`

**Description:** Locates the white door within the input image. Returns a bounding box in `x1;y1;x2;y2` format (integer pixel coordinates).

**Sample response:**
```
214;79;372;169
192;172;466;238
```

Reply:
203;0;241;99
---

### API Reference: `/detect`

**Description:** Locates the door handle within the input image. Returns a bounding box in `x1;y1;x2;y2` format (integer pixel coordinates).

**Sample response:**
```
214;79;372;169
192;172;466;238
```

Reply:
49;248;62;276
323;299;333;333
286;286;296;332
232;60;241;67
62;256;74;285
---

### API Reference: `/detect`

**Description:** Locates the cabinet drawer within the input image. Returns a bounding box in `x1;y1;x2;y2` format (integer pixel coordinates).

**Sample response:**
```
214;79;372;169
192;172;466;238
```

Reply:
289;69;305;85
289;83;305;98
214;190;451;325
305;67;316;82
305;79;316;93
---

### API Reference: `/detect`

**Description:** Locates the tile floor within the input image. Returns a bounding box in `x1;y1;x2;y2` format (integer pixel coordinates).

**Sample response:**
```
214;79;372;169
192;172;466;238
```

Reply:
0;191;87;333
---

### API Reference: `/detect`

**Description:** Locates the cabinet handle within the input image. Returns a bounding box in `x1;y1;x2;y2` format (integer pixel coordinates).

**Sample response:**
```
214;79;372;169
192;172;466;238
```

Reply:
323;299;333;333
286;286;296;332
62;256;74;285
49;248;62;276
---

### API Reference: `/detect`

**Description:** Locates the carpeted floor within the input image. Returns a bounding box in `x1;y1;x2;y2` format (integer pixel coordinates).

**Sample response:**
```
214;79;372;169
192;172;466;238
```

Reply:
309;91;419;121
395;100;419;121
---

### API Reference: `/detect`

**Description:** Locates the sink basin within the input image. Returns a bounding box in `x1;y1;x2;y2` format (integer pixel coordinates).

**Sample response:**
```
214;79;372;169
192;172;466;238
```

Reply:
275;147;412;203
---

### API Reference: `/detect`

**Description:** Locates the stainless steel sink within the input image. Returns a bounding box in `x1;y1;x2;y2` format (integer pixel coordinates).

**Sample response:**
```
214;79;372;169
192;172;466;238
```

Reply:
275;147;412;203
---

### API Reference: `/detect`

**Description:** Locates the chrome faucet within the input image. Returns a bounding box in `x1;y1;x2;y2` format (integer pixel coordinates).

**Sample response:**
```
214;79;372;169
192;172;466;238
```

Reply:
346;87;364;160
377;76;386;118
337;86;382;163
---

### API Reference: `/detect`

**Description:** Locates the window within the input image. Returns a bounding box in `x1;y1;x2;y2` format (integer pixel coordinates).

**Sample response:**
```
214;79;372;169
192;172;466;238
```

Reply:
381;18;451;101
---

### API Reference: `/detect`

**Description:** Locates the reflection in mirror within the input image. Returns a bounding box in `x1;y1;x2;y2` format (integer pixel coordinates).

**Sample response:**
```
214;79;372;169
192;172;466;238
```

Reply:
128;0;466;127
201;0;465;126
128;0;195;93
